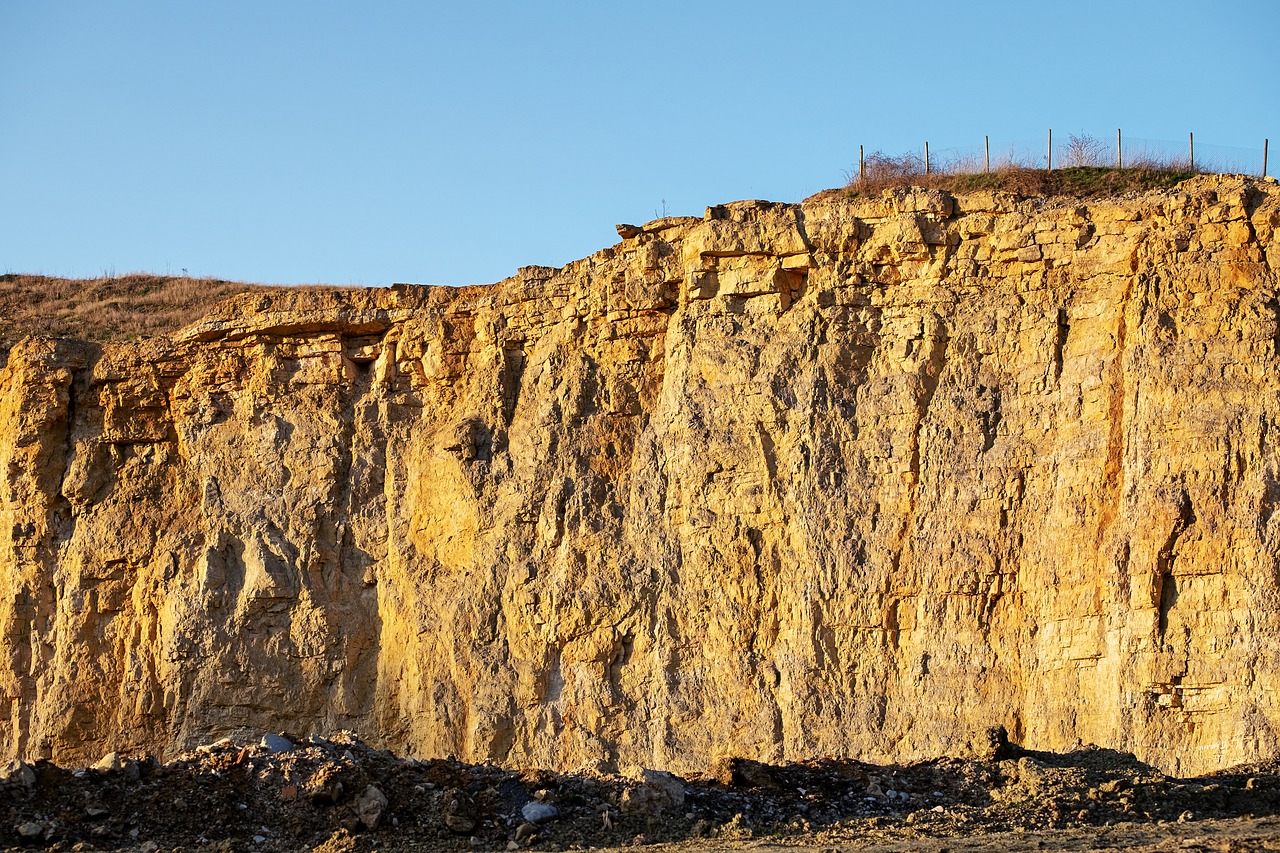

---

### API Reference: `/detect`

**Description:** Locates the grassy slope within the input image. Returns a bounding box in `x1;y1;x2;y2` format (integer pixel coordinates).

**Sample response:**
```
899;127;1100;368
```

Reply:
0;273;272;351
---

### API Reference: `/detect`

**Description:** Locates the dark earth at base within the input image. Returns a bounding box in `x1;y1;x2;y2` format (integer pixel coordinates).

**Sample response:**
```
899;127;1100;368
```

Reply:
5;733;1280;852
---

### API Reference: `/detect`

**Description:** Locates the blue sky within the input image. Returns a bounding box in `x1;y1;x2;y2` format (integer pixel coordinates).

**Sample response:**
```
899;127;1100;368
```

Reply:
2;1;1276;287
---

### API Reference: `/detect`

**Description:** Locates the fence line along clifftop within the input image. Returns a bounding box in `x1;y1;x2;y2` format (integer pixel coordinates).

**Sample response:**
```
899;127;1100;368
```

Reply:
856;130;1271;194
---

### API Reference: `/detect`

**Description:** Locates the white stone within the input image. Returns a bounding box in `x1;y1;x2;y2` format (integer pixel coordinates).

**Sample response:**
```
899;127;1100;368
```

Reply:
521;801;559;823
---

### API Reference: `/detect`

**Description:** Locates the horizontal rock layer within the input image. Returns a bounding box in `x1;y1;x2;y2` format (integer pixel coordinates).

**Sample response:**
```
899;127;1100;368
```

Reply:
2;176;1280;776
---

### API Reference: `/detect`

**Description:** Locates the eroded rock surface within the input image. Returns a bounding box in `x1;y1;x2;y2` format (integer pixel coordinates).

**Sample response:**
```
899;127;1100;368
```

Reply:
2;176;1280;776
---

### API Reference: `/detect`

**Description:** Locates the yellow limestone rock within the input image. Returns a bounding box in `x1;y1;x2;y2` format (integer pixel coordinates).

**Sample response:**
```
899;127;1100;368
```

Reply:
2;177;1280;778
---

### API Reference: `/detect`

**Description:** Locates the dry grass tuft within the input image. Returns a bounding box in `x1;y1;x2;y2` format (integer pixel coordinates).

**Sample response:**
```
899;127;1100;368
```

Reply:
0;273;273;351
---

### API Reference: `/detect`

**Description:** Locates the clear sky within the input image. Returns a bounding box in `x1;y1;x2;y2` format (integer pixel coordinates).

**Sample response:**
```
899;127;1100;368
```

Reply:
2;1;1276;287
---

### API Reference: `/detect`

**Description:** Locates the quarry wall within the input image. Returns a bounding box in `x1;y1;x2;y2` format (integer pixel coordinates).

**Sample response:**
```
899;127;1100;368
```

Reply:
3;175;1280;776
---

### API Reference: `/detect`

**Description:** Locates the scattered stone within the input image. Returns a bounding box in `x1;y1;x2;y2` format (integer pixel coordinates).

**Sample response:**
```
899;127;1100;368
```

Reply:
356;784;389;830
521;801;559;823
17;821;43;838
1016;756;1050;795
2;760;35;789
979;725;1019;762
309;774;345;806
442;788;478;833
0;727;1273;850
718;757;776;789
620;768;686;815
311;829;356;853
93;752;121;772
260;733;294;754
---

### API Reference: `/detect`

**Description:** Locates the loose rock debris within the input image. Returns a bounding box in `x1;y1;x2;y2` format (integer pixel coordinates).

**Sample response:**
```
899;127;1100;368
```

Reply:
4;730;1280;852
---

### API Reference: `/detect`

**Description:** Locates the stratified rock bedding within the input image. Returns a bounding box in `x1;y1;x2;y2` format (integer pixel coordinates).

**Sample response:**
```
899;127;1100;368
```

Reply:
1;176;1279;778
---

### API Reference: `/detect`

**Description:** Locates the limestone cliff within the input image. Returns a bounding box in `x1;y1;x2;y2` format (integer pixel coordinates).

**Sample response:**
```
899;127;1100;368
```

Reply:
3;175;1280;777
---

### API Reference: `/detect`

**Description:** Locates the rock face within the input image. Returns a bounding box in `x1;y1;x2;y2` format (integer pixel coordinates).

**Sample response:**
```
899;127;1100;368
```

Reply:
2;175;1279;777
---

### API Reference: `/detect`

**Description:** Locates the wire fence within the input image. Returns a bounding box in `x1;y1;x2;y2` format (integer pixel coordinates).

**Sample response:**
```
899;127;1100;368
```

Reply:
858;131;1270;179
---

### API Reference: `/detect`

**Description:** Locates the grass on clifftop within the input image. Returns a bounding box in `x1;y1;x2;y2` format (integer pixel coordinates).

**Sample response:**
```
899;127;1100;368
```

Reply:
844;154;1200;199
0;273;267;351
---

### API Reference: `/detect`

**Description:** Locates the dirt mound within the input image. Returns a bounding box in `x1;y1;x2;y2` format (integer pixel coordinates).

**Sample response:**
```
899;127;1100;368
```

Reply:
4;732;1280;852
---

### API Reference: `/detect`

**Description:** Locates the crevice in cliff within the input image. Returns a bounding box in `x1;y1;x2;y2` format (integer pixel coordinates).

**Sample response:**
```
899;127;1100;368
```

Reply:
499;345;527;428
905;327;951;532
1155;492;1195;640
44;345;100;626
977;382;1002;454
1097;276;1135;544
756;423;778;483
1265;296;1280;359
1052;307;1070;382
1156;573;1179;639
1115;540;1132;603
1257;413;1280;541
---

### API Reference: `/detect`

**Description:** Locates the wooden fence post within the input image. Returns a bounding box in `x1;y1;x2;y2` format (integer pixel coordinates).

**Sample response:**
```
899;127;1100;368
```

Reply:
1189;132;1195;171
985;135;990;173
925;141;930;175
859;144;865;186
1047;129;1052;171
1264;139;1269;178
1117;128;1122;169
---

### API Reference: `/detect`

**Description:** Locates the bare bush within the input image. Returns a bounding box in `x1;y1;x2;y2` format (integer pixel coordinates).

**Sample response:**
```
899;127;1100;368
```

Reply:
850;151;929;193
1063;132;1107;168
864;151;925;182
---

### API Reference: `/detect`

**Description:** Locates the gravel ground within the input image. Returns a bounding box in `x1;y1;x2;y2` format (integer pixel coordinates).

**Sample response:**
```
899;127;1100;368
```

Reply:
4;730;1280;852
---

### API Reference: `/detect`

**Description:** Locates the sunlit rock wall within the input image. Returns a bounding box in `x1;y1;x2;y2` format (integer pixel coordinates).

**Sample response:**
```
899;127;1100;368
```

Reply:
2;175;1279;776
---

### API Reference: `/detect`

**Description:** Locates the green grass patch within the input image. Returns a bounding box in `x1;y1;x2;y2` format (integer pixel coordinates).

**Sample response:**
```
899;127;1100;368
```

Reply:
844;155;1204;200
